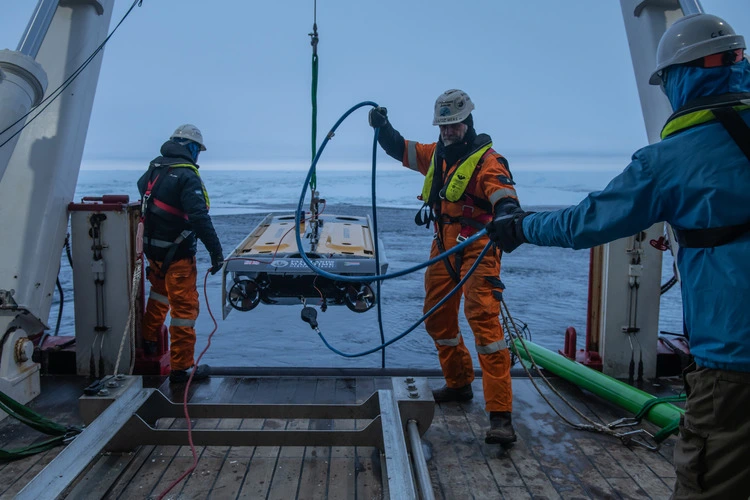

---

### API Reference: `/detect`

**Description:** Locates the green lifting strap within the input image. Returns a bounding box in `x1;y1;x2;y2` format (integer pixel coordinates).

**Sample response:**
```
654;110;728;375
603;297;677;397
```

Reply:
633;394;686;443
309;4;319;192
654;418;681;443
0;391;81;461
0;435;70;461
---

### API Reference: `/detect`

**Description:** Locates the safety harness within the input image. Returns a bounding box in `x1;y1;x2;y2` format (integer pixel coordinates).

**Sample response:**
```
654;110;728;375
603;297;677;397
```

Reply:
415;141;498;282
661;93;750;248
141;163;197;277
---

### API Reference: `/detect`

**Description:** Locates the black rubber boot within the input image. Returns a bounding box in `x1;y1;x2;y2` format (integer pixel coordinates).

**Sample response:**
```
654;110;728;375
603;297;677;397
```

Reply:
432;384;473;403
169;364;211;383
143;340;158;356
485;411;517;446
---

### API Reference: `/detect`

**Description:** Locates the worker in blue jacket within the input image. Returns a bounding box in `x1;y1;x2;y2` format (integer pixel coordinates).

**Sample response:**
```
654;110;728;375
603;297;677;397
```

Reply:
486;13;750;500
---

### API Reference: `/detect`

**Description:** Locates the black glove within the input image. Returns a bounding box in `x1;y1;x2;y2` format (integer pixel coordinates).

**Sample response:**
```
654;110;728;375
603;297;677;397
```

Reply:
486;207;531;253
210;253;224;275
368;107;389;128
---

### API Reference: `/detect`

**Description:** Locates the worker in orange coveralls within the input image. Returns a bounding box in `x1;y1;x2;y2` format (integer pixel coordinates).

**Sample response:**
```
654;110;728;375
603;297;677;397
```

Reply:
369;90;519;445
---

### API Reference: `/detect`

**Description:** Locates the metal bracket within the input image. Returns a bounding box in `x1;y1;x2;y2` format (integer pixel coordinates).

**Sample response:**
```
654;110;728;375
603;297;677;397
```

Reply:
59;0;105;16
22;376;436;499
0;289;49;335
633;0;681;18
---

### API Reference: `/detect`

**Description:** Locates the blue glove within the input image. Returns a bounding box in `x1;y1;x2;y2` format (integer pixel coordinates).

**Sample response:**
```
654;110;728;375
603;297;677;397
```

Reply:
486;208;532;253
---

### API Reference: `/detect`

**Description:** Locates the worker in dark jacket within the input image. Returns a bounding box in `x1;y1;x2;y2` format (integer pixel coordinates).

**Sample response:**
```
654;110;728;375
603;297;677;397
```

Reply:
486;14;750;498
137;124;224;383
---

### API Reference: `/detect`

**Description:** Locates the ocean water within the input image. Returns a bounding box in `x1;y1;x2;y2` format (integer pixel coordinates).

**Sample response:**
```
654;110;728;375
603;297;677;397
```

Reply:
56;160;683;369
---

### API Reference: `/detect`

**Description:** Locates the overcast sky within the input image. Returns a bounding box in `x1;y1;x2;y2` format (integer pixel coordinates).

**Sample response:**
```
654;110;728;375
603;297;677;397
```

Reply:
2;1;749;164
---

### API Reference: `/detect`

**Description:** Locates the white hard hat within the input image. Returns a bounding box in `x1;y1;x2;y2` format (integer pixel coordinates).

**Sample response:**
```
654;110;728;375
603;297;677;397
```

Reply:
650;13;745;85
433;89;475;126
170;123;207;151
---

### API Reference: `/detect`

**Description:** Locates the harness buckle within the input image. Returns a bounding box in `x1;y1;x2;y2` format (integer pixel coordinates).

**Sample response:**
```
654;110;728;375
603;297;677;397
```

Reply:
456;234;467;243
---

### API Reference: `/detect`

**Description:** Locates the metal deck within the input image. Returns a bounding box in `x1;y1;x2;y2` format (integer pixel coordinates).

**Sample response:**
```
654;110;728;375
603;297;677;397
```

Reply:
0;374;681;499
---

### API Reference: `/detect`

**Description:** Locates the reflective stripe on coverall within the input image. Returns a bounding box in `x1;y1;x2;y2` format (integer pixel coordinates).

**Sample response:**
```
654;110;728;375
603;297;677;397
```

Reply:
143;257;199;371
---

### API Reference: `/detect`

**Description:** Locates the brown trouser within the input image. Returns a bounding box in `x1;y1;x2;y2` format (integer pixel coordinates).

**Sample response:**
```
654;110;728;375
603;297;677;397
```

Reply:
143;257;199;371
672;363;750;499
423;232;512;413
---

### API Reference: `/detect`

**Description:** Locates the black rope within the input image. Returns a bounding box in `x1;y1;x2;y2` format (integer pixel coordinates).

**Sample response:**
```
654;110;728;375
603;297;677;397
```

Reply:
64;233;73;270
53;277;64;337
660;275;678;294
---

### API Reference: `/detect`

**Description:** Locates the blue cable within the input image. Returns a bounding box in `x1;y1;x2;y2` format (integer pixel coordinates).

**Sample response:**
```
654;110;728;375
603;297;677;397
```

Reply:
314;242;492;357
370;126;387;367
297;100;493;357
295;101;487;283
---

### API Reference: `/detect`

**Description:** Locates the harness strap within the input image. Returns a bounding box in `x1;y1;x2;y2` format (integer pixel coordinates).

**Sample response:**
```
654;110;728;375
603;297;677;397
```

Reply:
433;222;461;283
153;199;188;220
714;106;750;162
142;167;193;276
672;107;750;248
143;167;189;220
157;229;193;278
424;149;498;282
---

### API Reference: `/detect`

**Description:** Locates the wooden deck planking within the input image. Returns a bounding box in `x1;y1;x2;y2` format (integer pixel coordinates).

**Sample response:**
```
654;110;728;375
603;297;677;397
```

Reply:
471;378;564;500
0;438;53;495
463;407;532;500
178;378;243;499
113;439;174;498
297;378;336;500
0;374;685;499
439;402;503;500
573;381;677;499
266;377;317;500
63;452;135;500
327;378;357;500
511;379;620;499
544;377;675;499
424;401;475;500
0;377;86;496
236;377;281;499
213;378;264;498
108;378;226;499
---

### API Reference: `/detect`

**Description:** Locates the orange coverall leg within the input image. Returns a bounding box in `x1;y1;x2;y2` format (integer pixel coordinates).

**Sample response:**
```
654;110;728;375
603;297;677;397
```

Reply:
423;233;512;412
143;257;199;371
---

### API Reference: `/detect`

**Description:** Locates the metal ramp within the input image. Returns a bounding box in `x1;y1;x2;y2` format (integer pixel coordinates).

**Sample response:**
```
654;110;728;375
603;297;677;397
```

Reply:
17;376;435;500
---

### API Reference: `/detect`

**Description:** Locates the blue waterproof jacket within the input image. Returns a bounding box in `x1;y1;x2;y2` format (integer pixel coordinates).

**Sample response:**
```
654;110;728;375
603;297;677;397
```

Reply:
522;60;750;372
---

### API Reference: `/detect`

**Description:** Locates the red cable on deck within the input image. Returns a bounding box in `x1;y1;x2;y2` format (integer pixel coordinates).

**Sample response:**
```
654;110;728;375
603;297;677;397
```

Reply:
157;269;218;499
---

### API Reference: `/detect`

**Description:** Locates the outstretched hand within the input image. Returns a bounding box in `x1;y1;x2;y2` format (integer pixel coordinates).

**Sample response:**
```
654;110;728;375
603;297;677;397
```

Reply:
486;208;532;253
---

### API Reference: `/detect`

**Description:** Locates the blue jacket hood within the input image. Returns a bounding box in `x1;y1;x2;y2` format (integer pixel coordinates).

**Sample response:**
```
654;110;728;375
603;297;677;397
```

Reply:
664;59;750;110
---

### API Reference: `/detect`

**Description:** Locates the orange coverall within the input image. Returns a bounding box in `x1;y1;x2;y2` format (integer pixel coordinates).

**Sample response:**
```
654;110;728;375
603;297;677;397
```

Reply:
404;139;518;412
142;257;199;371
